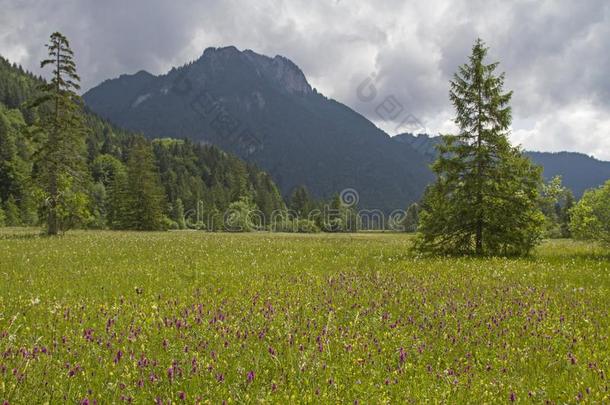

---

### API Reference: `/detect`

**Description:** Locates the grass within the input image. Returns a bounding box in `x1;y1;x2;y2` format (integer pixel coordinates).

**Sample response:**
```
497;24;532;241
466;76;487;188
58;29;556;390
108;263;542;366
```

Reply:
0;229;608;403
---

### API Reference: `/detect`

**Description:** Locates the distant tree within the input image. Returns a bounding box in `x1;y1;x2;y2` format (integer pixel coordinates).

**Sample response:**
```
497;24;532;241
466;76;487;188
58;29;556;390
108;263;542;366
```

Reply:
539;176;574;238
29;32;89;235
570;180;610;245
121;138;166;230
415;39;544;256
0;106;33;225
4;195;21;226
560;190;574;238
0;200;5;227
106;168;129;229
289;185;313;218
173;198;186;229
225;196;257;232
321;193;360;232
403;203;420;232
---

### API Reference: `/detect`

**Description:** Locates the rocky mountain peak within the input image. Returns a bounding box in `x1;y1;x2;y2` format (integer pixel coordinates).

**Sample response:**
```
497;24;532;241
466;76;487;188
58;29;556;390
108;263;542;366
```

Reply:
197;46;312;95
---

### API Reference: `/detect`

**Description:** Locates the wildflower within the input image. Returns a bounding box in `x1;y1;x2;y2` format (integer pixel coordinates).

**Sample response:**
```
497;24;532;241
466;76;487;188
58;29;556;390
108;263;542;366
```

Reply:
247;370;255;383
399;347;406;364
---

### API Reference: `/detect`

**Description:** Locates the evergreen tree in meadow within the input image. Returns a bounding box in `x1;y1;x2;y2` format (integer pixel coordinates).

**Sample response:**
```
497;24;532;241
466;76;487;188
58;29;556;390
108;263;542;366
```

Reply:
29;32;89;235
415;39;544;256
122;137;166;230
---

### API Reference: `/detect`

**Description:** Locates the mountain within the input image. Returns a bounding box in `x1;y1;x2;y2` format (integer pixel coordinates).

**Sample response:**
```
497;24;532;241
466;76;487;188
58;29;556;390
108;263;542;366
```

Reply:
83;46;433;212
394;133;610;197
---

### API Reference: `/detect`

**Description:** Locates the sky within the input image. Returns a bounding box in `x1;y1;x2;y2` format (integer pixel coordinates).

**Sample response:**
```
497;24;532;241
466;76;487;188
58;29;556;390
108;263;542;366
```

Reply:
1;0;609;160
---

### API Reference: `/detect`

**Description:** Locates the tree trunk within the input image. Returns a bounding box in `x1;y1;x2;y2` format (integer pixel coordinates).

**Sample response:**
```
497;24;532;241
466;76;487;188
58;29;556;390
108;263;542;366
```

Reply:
475;75;484;255
48;172;58;235
47;37;61;236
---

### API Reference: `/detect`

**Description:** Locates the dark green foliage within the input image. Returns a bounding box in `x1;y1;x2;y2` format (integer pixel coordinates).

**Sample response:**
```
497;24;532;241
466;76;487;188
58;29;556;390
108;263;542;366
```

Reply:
320;194;361;232
403;203;419;233
117;137;166;231
570;180;610;245
560;191;574;238
150;138;285;230
0;105;37;226
540;176;574;238
289;186;314;218
3;195;21;226
172;198;186;229
415;39;544;256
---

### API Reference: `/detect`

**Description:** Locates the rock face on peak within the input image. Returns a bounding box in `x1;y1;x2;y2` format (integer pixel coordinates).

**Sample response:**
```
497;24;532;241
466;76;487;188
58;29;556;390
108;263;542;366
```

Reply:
243;51;312;95
83;47;433;211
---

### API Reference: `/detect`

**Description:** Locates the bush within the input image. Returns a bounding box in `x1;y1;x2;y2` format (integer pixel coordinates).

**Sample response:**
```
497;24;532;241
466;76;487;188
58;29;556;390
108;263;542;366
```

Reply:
0;202;5;227
570;180;610;245
296;219;320;233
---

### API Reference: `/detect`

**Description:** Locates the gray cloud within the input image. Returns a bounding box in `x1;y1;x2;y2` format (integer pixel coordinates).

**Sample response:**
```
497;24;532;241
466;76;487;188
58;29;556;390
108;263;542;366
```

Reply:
1;0;609;159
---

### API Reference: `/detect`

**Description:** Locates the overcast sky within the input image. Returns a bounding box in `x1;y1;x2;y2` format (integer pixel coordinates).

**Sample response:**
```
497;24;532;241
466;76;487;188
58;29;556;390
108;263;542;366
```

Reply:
1;0;609;159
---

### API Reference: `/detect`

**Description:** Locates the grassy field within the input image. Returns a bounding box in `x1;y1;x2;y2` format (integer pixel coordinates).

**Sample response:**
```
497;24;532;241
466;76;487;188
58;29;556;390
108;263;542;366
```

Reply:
0;229;608;403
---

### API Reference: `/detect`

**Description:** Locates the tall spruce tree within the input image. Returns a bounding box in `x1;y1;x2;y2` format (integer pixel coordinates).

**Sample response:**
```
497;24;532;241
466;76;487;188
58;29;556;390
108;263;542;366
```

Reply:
122;137;166;231
30;32;89;235
415;39;544;256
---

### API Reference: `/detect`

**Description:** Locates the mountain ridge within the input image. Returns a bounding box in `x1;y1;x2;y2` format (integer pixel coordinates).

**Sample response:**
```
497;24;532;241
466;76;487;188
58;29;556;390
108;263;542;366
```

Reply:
83;46;434;211
394;133;610;197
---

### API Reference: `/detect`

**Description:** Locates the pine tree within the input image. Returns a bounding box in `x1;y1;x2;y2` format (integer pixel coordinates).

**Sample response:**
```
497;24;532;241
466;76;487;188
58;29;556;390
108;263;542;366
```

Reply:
4;195;21;226
289;186;313;218
29;32;89;235
415;39;544;256
106;169;129;229
122;137;166;231
403;203;419;232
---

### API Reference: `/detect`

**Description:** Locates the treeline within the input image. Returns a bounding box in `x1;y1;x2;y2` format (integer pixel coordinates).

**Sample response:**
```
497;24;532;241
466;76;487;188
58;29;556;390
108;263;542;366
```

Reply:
0;48;288;232
0;48;360;233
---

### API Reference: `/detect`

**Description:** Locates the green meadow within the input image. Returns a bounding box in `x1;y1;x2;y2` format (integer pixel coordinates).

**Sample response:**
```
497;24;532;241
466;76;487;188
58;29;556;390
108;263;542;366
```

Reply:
0;229;608;403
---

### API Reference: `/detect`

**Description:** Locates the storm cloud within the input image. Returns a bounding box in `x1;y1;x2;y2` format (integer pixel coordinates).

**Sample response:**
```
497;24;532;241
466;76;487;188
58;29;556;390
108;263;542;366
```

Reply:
1;0;609;159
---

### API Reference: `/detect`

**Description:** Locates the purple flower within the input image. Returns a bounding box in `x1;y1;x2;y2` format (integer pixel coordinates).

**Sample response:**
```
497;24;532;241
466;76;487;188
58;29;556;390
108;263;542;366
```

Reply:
399;347;406;364
178;391;186;401
510;392;516;402
114;350;123;364
247;370;255;383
